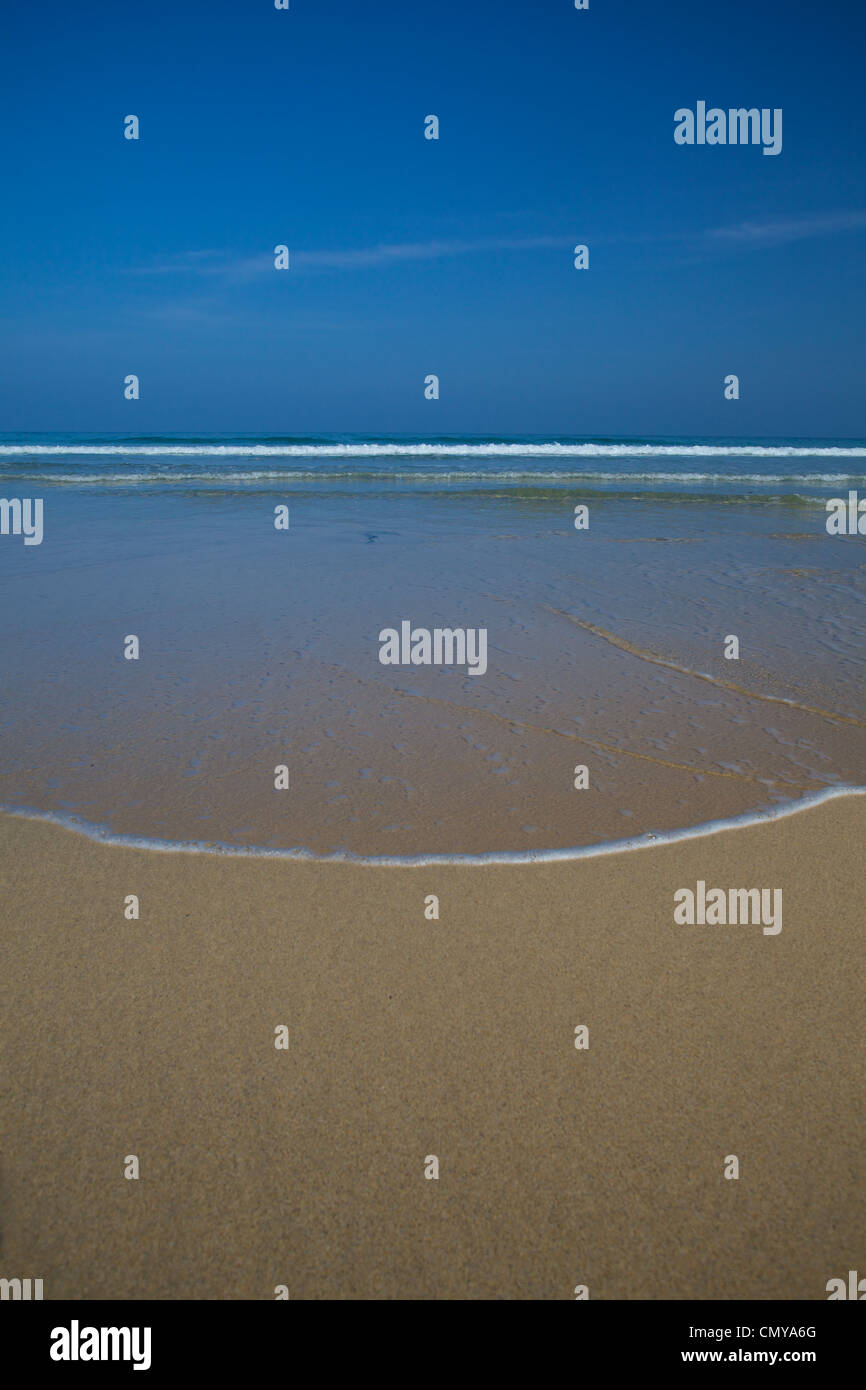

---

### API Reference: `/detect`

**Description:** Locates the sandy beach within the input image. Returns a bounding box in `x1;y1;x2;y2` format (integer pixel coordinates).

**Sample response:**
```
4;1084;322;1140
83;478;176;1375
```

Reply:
1;794;863;1300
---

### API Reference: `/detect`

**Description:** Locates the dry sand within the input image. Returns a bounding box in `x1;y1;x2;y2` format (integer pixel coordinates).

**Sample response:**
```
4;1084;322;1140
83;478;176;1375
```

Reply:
1;798;863;1300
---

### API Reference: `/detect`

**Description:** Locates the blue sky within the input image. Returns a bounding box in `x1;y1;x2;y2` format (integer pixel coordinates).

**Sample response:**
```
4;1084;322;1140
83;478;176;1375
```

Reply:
0;0;864;437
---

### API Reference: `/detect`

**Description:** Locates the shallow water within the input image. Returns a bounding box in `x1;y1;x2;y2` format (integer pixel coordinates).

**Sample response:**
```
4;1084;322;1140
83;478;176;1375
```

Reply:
2;435;865;855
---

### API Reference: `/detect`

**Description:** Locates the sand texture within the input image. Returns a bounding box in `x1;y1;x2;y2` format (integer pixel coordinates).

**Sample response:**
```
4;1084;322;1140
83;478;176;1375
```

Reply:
1;798;863;1300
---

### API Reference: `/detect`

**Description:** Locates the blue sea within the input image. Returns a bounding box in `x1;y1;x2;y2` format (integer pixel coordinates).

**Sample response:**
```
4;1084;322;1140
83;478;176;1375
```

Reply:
2;432;866;495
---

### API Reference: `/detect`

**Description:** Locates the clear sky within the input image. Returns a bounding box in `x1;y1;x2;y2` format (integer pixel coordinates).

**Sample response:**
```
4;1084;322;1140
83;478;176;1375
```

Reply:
0;0;864;437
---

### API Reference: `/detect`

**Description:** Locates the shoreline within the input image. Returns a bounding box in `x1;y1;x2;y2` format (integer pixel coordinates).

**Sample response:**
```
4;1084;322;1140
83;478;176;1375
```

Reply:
2;781;864;866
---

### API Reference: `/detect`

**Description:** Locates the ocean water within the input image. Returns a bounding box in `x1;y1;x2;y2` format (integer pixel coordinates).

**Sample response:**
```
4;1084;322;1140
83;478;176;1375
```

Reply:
2;432;866;491
2;434;865;857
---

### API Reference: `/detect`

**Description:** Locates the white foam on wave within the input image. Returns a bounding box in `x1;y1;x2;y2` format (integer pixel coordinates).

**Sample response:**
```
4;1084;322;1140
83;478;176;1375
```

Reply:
2;785;864;867
0;470;860;489
1;442;866;459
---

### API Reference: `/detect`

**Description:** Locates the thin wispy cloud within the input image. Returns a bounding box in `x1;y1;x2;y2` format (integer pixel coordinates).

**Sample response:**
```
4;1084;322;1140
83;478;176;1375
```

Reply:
131;250;270;282
129;214;866;289
129;235;567;282
140;295;261;326
702;210;866;247
298;235;564;268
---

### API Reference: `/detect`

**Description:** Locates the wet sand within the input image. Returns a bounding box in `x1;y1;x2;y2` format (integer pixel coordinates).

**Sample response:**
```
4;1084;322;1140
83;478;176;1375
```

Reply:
3;480;866;857
1;795;863;1300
